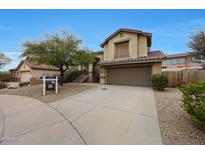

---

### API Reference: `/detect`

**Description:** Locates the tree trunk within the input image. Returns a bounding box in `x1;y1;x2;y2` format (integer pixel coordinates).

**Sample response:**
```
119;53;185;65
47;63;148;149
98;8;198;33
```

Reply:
58;66;64;86
59;65;68;86
60;72;64;86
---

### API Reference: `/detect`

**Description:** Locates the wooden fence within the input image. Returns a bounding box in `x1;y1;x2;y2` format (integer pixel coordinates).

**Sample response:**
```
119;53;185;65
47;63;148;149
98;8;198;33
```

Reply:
162;70;205;87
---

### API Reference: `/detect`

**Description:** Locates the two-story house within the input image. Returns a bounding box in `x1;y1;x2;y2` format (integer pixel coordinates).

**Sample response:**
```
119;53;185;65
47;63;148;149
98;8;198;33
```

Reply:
162;52;203;71
91;28;165;87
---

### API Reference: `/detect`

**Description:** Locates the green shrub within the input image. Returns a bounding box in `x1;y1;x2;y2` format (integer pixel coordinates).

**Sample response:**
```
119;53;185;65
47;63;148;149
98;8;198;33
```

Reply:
180;81;205;130
151;74;168;91
0;81;7;89
63;70;84;82
19;82;30;87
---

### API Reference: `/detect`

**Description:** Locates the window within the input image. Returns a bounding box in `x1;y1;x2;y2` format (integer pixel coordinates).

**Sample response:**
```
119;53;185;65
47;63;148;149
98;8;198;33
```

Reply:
189;57;195;62
171;59;177;64
114;41;129;58
178;58;185;64
166;59;170;64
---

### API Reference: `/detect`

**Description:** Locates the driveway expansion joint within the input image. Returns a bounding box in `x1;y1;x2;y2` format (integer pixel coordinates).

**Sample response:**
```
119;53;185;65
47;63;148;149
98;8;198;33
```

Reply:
48;104;87;145
102;105;156;119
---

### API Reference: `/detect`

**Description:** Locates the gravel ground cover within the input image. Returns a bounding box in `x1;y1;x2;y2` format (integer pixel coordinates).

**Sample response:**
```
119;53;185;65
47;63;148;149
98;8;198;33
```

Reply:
0;83;95;103
154;88;205;144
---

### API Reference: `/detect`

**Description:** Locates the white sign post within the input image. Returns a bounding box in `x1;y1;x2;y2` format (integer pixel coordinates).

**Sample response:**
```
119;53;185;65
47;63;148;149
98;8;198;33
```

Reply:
55;76;58;94
42;76;58;95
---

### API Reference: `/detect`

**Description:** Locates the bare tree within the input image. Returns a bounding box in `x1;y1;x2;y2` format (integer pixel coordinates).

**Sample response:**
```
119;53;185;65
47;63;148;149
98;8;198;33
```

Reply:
0;52;11;68
188;31;205;60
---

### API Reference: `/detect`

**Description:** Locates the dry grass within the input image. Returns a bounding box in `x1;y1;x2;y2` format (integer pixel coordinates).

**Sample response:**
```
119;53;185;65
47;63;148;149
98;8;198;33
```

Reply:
154;88;205;144
1;83;95;103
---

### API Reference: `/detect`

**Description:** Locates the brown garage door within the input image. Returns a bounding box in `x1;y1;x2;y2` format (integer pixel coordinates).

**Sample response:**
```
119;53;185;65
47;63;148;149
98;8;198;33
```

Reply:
107;66;152;87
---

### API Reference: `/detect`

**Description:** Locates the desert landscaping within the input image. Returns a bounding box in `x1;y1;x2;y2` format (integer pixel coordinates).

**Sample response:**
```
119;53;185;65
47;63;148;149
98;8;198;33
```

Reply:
0;83;95;103
154;88;205;144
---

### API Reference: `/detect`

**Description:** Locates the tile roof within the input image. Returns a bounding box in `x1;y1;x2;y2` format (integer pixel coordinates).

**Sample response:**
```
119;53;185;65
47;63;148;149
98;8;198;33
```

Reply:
100;28;152;47
9;68;17;71
166;52;193;58
16;60;59;71
100;50;166;66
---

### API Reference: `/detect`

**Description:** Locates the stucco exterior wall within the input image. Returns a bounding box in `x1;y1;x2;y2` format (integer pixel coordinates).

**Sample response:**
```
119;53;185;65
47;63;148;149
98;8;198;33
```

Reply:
99;67;107;84
18;63;32;82
151;62;162;75
103;32;148;61
87;64;93;82
95;53;104;61
31;69;59;79
138;35;148;57
18;63;31;72
103;44;108;61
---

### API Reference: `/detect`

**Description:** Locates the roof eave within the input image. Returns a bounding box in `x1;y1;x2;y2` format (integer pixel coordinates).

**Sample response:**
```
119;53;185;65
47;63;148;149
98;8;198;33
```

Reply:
31;67;59;71
9;69;17;71
99;58;164;67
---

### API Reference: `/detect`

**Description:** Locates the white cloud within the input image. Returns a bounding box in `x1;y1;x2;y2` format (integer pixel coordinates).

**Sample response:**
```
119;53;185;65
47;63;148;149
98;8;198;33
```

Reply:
6;51;21;56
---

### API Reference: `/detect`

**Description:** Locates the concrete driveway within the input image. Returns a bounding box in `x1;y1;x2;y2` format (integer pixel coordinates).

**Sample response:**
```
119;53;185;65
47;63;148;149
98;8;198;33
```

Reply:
0;84;161;144
0;95;84;144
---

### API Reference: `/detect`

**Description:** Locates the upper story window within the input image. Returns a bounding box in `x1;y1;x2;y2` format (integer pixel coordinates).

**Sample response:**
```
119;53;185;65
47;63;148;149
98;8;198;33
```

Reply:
178;58;185;64
166;59;171;64
171;59;177;64
114;41;129;59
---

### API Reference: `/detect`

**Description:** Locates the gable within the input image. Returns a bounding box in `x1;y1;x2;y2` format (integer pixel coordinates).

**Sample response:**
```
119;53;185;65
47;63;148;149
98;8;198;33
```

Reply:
104;31;138;46
103;30;151;60
101;28;152;47
18;61;31;71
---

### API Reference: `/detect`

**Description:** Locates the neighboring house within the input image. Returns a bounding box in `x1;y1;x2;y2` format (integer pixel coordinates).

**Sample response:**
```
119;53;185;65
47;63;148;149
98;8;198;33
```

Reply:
90;28;166;87
162;52;203;72
10;60;59;82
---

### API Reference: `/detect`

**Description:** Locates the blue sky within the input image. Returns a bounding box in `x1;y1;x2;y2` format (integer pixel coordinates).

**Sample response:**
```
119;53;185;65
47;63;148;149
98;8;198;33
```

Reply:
0;9;205;71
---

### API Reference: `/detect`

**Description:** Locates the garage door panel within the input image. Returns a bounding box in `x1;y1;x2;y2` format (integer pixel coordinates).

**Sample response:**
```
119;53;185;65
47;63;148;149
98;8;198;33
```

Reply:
107;66;151;87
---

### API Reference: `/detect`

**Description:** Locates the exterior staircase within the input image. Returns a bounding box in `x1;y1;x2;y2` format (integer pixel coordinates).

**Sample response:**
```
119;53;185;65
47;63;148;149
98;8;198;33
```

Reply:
73;74;88;83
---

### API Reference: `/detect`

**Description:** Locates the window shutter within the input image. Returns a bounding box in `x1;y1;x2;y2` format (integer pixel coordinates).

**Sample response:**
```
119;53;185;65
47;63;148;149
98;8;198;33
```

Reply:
114;41;129;58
